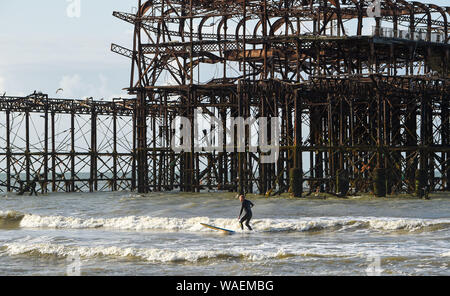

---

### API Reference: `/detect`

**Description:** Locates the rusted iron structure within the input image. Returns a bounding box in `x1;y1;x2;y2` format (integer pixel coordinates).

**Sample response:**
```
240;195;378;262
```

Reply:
1;0;449;196
0;94;137;193
109;0;449;196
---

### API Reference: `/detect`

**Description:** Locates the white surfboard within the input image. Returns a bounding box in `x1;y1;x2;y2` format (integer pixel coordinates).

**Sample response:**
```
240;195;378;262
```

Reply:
200;223;235;234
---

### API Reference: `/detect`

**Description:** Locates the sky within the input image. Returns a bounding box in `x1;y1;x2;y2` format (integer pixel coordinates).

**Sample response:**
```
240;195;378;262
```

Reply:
0;0;448;100
0;0;136;99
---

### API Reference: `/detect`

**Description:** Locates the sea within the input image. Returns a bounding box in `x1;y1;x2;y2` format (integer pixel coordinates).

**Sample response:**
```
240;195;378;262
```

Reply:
0;191;449;276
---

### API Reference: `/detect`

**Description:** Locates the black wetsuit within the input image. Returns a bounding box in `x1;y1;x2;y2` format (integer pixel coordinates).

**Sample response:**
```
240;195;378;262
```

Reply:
239;199;254;230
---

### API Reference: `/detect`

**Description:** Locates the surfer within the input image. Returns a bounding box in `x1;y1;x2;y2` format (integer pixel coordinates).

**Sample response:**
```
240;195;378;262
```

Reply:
238;195;254;231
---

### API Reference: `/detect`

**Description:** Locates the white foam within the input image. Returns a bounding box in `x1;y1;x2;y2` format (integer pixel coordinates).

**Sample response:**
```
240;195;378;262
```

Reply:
17;214;450;233
19;214;360;232
2;242;301;263
0;210;25;220
366;218;447;231
20;214;210;231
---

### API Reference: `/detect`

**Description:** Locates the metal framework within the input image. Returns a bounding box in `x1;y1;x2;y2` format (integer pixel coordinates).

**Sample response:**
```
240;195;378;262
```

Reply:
0;94;136;193
1;0;449;196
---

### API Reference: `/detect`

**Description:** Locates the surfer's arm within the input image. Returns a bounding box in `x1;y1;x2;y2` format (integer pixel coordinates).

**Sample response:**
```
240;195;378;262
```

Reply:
238;205;243;218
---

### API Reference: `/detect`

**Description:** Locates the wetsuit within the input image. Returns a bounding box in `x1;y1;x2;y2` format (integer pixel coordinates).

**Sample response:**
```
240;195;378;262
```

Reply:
239;199;254;230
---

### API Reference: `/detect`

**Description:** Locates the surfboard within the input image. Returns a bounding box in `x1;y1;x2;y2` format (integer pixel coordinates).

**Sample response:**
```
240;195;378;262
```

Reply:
200;223;235;234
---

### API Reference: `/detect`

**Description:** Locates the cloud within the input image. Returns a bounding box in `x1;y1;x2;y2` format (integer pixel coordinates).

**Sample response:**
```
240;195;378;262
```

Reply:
59;74;82;97
58;73;131;100
59;73;107;98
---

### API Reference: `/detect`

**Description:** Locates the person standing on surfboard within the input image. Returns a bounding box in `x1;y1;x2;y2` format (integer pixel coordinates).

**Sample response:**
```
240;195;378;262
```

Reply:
238;195;254;231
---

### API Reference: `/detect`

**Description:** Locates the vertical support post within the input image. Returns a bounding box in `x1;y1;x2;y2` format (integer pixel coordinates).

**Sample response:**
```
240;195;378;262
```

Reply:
259;89;266;195
310;105;323;192
384;90;391;194
25;109;30;186
405;93;418;192
152;116;157;191
263;0;268;80
374;90;386;197
136;90;148;193
132;108;137;191
336;93;349;197
238;81;244;195
290;90;303;197
113;106;118;191
417;91;431;197
43;96;49;193
71;111;76;192
217;109;223;188
391;96;401;193
90;104;98;192
327;93;335;193
6;110;11;192
51;112;56;192
219;106;227;188
442;93;449;191
186;89;194;192
375;17;381;37
169;113;175;191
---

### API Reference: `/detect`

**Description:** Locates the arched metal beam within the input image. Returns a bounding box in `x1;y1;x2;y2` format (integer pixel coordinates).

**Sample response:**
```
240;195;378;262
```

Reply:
235;16;252;41
384;0;399;35
269;17;295;36
396;0;415;39
139;0;153;16
428;4;447;42
253;19;262;39
412;1;432;41
216;15;230;41
198;15;214;41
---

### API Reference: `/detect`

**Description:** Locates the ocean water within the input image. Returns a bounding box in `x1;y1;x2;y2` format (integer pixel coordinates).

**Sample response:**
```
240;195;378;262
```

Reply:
0;191;449;276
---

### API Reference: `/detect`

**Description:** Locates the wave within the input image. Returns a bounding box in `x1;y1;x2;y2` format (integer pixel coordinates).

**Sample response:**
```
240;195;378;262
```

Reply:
0;210;25;228
0;242;354;263
366;219;450;232
3;211;450;233
0;210;25;220
15;214;374;232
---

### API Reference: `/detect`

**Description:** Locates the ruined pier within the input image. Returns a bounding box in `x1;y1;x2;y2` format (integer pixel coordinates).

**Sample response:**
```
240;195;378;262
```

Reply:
1;0;449;196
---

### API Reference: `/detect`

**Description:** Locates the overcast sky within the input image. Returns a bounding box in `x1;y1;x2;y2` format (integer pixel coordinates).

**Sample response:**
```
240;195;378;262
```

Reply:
0;0;447;100
0;0;136;99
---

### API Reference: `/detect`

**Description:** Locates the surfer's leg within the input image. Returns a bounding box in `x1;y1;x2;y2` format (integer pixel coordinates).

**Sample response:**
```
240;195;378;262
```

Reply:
245;214;253;230
240;214;249;230
239;216;245;230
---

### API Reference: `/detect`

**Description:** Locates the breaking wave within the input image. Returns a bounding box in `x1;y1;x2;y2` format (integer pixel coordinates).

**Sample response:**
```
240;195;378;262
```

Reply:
0;210;25;228
0;210;25;220
3;212;449;233
0;242;355;263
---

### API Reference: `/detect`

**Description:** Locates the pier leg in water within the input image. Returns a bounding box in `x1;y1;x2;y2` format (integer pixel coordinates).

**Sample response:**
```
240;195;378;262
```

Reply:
289;168;303;198
336;169;349;197
373;168;386;197
415;169;428;199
